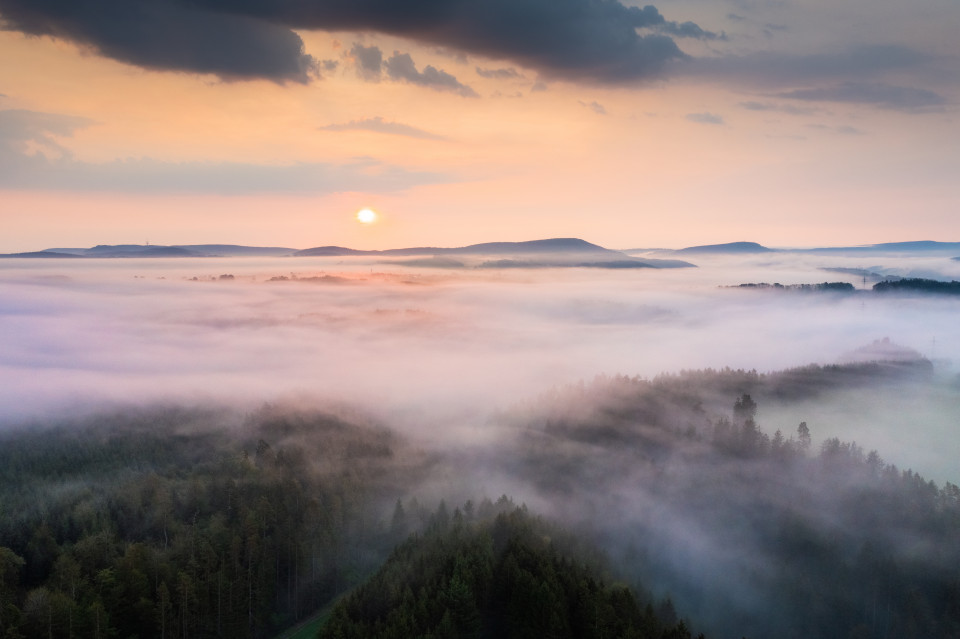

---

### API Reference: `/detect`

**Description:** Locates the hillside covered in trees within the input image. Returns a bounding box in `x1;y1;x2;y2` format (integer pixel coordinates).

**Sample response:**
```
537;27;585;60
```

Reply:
321;501;701;639
497;363;960;638
872;278;960;295
0;358;958;638
729;277;960;296
0;405;433;638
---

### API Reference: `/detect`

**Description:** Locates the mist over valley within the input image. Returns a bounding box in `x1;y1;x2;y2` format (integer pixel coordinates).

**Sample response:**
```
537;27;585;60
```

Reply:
1;242;959;638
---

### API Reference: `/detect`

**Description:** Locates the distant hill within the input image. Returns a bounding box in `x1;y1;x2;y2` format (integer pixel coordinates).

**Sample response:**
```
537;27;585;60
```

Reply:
86;245;197;258
839;337;926;365
867;240;960;251
800;241;960;255
296;237;622;257
297;238;696;268
1;251;84;259
293;246;374;257
451;237;618;255
633;240;960;256
176;244;297;257
0;238;695;267
1;244;298;258
8;239;960;259
675;241;773;255
39;248;88;255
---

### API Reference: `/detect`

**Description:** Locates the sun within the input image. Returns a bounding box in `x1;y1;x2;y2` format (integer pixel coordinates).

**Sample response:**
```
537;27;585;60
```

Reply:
356;208;378;224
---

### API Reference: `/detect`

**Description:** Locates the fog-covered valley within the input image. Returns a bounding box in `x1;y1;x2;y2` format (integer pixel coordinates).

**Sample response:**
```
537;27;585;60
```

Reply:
2;250;959;469
1;248;959;638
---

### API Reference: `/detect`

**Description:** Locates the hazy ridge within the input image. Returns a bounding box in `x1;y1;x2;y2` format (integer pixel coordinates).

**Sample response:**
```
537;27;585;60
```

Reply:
7;238;960;260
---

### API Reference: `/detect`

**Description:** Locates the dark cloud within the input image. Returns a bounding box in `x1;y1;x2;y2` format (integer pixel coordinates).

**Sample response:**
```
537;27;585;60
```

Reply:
739;100;775;110
349;43;384;81
778;82;947;112
579;100;607;115
738;101;818;115
0;0;316;82
0;0;714;83
0;108;95;156
431;47;469;64
476;67;523;79
384;52;478;97
347;43;475;96
834;124;864;135
720;11;788;39
805;123;864;135
321;59;339;72
320;116;445;140
682;44;935;87
531;81;548;92
0;108;449;193
661;20;725;41
686;112;724;124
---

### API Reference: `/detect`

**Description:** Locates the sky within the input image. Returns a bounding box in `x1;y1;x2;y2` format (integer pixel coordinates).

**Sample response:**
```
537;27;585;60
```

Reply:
0;0;958;252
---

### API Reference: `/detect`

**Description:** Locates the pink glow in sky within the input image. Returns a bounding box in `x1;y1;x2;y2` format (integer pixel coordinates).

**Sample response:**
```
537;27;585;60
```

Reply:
0;0;958;252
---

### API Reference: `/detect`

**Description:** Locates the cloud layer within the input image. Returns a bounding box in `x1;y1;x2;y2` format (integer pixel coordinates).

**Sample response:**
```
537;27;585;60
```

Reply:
2;252;959;484
0;0;717;83
0;109;449;193
686;112;724;125
777;82;947;112
680;44;946;94
383;51;478;97
320;116;445;140
0;0;317;82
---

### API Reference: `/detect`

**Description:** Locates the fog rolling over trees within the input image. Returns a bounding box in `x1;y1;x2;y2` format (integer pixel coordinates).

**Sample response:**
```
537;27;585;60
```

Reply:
493;362;960;638
1;251;960;637
0;359;958;637
0;405;439;638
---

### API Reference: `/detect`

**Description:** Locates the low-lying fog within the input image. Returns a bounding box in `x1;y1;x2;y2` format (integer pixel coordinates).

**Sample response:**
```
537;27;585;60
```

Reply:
2;250;959;482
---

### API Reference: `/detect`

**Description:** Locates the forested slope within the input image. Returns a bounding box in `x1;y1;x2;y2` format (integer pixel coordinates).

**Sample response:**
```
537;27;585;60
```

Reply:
500;366;960;638
0;359;958;639
0;405;431;638
320;501;701;639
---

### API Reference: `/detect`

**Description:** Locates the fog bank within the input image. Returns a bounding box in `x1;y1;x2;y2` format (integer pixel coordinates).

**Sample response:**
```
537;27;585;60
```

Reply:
1;251;958;479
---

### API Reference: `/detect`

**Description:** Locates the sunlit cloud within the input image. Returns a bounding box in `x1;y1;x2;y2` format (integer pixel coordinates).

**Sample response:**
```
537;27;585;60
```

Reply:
686;112;724;125
0;108;453;193
319;116;446;141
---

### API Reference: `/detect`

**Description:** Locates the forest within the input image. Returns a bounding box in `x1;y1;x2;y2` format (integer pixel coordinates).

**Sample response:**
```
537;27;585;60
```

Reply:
872;278;960;295
320;500;701;639
0;405;428;638
731;278;960;295
500;366;960;638
0;359;958;638
733;282;856;292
